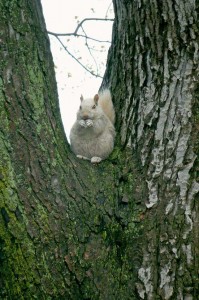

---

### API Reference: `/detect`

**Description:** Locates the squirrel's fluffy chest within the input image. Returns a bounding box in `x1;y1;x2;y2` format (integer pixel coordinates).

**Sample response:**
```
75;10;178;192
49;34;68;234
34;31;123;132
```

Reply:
70;129;113;159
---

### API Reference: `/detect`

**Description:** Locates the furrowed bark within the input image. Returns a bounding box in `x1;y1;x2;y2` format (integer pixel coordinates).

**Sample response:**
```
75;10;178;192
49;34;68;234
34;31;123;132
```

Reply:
0;1;144;299
0;0;198;299
104;0;199;299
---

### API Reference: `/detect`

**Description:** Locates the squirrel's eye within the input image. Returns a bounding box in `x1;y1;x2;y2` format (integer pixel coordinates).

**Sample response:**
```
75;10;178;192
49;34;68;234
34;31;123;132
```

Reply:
92;105;96;109
79;106;82;110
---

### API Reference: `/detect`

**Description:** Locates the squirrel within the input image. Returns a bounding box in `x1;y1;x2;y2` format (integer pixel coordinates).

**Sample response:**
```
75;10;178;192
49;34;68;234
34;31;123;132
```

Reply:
69;89;115;163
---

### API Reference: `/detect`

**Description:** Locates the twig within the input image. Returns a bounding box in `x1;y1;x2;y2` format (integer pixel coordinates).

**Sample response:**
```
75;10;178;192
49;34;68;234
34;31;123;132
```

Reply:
47;31;111;44
47;17;114;78
74;17;114;34
53;35;102;78
47;17;114;42
81;26;99;76
105;2;113;18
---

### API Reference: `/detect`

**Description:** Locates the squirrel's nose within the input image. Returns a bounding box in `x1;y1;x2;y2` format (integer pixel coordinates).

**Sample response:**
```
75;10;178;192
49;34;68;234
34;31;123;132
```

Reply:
82;114;88;120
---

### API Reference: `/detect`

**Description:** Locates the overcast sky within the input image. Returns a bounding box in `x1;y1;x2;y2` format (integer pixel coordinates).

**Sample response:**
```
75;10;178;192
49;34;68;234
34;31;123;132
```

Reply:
41;0;113;138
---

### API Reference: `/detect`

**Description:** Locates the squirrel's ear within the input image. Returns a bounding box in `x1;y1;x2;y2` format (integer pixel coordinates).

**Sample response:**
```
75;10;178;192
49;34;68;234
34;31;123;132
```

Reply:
80;95;83;102
94;94;99;104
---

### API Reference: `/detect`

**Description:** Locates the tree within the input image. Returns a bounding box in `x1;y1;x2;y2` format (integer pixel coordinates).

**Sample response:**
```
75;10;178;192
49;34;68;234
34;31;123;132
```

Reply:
0;0;198;299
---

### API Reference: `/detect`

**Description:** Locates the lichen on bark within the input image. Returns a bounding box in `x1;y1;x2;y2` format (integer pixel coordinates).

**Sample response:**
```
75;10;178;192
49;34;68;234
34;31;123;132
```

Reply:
0;0;199;299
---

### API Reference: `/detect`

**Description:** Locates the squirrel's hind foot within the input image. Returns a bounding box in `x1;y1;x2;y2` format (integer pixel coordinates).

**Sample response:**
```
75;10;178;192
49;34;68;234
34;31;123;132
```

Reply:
76;155;102;164
91;157;102;164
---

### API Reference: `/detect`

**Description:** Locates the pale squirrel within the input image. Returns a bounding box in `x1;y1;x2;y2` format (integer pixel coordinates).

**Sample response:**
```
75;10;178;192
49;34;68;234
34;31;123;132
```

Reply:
69;89;115;163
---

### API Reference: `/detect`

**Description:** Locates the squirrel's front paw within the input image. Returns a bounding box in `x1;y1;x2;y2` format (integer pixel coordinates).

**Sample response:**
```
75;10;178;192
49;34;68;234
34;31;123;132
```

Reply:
91;156;102;163
86;119;93;127
79;120;87;127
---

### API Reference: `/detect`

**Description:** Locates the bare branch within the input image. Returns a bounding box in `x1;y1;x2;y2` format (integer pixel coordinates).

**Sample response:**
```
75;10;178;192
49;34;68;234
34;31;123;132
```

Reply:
47;31;111;44
81;26;99;75
74;18;114;34
105;2;113;18
47;17;114;78
47;18;114;43
53;35;103;78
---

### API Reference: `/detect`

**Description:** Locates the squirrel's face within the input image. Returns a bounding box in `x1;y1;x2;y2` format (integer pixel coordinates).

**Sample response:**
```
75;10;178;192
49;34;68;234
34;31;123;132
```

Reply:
77;96;102;121
78;102;97;120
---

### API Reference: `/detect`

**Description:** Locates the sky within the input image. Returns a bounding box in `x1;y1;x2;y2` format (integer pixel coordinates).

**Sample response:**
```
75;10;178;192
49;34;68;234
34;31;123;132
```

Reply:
40;0;114;138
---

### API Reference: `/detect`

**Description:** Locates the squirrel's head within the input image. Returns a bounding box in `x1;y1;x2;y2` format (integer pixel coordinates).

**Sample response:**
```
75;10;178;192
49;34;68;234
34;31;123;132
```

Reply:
77;93;102;120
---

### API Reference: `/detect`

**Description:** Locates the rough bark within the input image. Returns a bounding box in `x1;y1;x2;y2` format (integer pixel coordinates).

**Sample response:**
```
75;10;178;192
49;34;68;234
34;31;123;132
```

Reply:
104;0;199;299
0;1;144;299
0;0;198;300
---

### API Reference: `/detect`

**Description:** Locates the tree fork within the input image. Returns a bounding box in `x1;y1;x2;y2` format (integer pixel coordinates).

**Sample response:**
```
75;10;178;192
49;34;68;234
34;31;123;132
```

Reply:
0;0;198;299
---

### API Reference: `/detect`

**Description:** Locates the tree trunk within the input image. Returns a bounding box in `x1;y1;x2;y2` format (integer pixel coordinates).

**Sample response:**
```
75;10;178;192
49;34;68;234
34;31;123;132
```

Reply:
104;1;199;299
0;1;198;300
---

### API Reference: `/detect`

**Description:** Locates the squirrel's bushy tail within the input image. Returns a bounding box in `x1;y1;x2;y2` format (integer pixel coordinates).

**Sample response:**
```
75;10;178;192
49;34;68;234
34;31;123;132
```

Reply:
99;90;115;124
